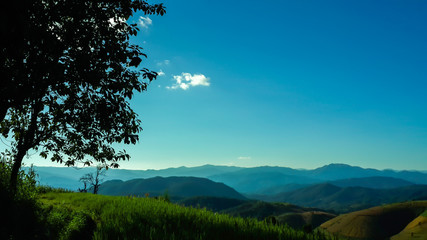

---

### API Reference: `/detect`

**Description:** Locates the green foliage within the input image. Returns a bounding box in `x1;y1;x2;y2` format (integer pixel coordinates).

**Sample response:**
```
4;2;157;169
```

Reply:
37;185;74;194
41;206;96;240
40;192;334;240
0;158;43;239
178;196;247;212
0;158;96;239
1;0;166;192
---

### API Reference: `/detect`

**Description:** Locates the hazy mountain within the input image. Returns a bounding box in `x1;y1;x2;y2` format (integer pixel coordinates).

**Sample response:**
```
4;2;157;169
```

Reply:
269;184;427;213
249;176;414;197
309;164;427;184
208;164;427;194
328;176;415;189
208;169;319;193
97;176;246;200
29;163;427;194
29;165;242;190
256;183;311;195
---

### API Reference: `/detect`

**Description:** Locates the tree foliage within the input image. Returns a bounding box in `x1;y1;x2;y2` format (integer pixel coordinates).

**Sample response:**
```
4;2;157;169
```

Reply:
0;0;165;190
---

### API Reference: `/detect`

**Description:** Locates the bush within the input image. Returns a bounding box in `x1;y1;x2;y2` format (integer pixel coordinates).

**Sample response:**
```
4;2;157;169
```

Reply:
0;158;44;239
41;206;96;240
0;157;95;239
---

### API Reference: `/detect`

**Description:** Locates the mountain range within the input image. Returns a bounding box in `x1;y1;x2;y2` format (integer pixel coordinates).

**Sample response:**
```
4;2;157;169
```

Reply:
260;183;427;213
30;163;427;194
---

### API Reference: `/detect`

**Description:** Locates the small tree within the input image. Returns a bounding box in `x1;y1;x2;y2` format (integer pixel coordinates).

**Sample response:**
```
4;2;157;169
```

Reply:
79;165;107;194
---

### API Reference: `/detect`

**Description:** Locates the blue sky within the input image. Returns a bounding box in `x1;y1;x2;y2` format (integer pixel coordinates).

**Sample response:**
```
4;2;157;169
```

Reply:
18;0;427;170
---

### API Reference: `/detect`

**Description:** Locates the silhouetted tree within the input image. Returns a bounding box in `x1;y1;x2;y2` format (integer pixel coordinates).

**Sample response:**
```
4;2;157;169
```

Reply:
79;165;106;194
0;0;165;192
78;181;88;193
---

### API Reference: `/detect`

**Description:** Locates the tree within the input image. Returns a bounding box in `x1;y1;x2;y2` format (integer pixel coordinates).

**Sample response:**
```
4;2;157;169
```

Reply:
0;0;166;191
79;165;107;194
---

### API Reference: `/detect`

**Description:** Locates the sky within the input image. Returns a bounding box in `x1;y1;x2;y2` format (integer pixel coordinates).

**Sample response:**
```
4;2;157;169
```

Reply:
7;0;427;171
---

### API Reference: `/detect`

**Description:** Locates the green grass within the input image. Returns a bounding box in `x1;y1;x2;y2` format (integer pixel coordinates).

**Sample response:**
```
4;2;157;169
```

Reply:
40;192;333;240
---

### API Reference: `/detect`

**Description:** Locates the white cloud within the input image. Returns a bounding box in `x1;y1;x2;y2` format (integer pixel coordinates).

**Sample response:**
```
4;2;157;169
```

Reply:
157;70;165;76
166;73;210;90
237;156;251;160
138;16;152;29
157;59;170;66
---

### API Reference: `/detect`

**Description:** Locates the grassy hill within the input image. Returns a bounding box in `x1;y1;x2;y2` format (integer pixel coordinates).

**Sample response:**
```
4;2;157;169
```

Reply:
39;192;333;240
278;211;337;230
319;201;427;240
178;196;337;230
98;176;246;200
391;210;427;240
178;196;248;212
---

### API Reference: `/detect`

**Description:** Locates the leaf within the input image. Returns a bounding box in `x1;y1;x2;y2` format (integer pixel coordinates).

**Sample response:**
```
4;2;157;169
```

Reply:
129;57;142;67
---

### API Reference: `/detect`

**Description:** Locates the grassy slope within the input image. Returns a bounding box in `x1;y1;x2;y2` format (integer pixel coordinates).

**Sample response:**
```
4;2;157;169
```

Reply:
179;197;336;230
278;211;337;229
318;201;427;240
178;196;248;212
391;210;427;240
40;192;332;240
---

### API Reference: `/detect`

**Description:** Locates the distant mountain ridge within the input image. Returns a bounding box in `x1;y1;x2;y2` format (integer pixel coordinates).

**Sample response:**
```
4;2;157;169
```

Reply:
327;176;414;189
207;163;427;194
29;163;427;194
263;183;427;213
98;176;247;200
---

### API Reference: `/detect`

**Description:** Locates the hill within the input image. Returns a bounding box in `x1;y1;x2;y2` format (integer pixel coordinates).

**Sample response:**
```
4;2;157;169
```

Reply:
221;201;336;229
319;201;427;240
391;210;427;240
178;196;337;229
98;176;247;200
269;184;427;213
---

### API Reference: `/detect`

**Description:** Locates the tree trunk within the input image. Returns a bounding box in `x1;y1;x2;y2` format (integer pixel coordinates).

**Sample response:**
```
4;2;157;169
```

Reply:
0;104;8;123
10;146;27;193
9;101;42;193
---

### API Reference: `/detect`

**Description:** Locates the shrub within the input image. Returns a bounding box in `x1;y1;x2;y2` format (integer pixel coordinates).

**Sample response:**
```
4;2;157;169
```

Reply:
0;158;44;239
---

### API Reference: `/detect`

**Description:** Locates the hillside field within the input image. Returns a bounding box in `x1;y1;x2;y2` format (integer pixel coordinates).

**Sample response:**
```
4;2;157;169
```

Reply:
319;201;427;240
39;192;333;240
